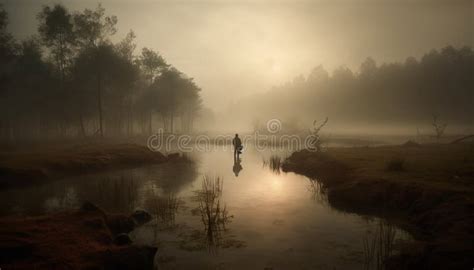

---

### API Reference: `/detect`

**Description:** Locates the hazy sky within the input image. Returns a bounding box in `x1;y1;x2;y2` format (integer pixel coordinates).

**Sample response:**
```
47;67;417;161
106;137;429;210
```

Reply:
3;0;473;110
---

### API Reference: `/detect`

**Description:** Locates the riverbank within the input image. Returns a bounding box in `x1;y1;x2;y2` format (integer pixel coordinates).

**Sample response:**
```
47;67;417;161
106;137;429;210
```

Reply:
0;143;170;189
0;202;156;269
282;143;473;269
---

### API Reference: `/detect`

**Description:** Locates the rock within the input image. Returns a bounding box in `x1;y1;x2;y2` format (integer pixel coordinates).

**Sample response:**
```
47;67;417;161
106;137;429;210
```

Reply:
106;214;135;235
131;209;152;225
114;233;132;245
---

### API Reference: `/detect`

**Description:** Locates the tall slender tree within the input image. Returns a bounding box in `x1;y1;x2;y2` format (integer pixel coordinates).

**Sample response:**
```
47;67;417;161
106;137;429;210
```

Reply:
72;4;118;137
37;4;76;82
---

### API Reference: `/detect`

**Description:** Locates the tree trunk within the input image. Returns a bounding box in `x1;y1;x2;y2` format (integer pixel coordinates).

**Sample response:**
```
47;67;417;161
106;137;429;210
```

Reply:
127;100;133;137
79;114;86;138
97;71;104;138
149;111;153;135
170;113;174;134
188;112;193;133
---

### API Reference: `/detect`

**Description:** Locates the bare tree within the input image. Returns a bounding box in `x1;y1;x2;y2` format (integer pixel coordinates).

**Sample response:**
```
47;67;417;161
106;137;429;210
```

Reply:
309;117;329;152
431;114;447;141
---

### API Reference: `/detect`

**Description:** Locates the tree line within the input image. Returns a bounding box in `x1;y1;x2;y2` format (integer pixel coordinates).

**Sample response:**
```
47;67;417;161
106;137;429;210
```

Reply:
236;46;473;133
0;4;202;142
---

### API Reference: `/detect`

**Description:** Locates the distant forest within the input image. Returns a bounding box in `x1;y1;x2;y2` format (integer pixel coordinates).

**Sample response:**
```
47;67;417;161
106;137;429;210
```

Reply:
0;4;202;142
233;46;473;133
1;3;472;140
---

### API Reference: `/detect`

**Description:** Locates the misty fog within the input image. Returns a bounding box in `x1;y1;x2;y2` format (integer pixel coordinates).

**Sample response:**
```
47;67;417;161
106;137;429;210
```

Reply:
1;0;472;140
1;1;473;269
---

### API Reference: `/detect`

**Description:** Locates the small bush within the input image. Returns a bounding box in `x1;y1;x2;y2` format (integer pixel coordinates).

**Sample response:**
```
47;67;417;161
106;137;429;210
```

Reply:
385;157;405;172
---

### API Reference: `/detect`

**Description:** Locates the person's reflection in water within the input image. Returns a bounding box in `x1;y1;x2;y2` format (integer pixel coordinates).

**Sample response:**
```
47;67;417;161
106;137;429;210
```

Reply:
233;156;243;177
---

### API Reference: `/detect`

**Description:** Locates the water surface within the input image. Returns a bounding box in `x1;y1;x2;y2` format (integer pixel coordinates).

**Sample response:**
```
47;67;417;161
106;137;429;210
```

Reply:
0;147;410;269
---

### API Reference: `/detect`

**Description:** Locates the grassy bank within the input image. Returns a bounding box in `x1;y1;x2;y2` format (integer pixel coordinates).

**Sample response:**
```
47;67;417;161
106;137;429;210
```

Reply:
0;203;156;269
282;143;473;269
0;143;168;189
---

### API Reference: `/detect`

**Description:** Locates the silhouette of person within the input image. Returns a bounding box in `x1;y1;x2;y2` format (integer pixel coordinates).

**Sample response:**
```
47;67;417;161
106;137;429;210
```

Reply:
232;133;242;159
233;156;243;177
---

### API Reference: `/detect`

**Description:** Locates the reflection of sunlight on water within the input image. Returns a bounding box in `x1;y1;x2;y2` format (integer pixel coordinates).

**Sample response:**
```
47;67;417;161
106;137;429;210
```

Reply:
244;171;293;203
270;175;283;193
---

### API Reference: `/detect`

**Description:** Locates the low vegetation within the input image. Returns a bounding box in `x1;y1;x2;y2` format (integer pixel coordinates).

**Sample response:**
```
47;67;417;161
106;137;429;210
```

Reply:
385;157;405;172
145;192;180;228
194;176;233;252
362;220;398;270
262;154;283;174
0;143;168;189
0;202;156;269
282;143;474;269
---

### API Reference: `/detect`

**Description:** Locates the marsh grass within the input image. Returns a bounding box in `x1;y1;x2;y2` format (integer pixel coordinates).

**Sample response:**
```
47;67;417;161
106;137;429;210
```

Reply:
94;176;139;212
362;220;398;270
280;144;474;269
385;157;405;172
145;191;180;229
194;175;233;253
262;154;282;174
307;179;328;205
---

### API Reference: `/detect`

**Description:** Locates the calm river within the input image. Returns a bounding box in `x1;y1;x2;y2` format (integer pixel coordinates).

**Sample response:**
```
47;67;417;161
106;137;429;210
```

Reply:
0;146;410;269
